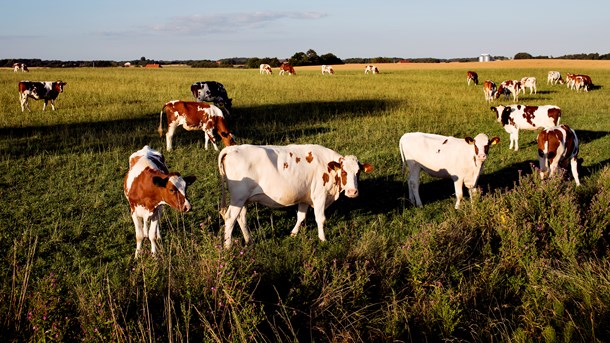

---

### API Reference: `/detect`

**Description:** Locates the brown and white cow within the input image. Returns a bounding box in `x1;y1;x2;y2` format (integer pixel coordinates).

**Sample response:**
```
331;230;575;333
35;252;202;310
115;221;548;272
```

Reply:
13;63;29;72
259;64;272;75
321;65;335;75
495;80;521;101
124;145;196;257
547;71;564;85
483;80;497;103
467;71;479;85
399;132;500;209
537;124;580;185
520;77;537;94
158;100;235;151
573;75;592;92
218;144;373;248
279;62;296;75
364;65;379;74
490;105;561;151
18;80;66;112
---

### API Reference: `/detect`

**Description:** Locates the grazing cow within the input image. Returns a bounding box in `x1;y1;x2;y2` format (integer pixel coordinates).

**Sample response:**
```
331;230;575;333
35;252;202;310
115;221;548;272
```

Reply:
483;80;497;103
190;81;232;114
467;71;479;85
218;144;373;248
399;132;500;209
537;124;580;185
321;65;335;75
364;65;379;74
495;80;521;101
158;100;235;151
547;71;564;85
490;105;561;151
259;63;272;75
13;63;29;72
124;146;196;257
572;75;592;92
279;63;296;75
18;80;66;112
520;77;537;94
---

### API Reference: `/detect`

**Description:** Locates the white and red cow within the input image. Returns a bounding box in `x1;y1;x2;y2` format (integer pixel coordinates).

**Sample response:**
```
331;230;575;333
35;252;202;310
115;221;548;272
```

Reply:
158;100;235;151
399;132;500;209
520;77;537;94
467;71;479;85
124;145;196;257
490;105;561;151
259;63;272;75
537;124;580;185
279;62;296;75
547;71;564;85
18;80;66;112
13;63;29;72
495;80;521;101
364;65;379;74
190;81;232;114
483;80;497;103
218;144;373;248
321;65;335;75
572;75;592;92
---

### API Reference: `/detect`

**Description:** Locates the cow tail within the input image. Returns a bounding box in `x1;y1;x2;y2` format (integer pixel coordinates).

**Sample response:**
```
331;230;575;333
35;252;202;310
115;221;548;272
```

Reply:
158;104;166;137
218;150;228;216
399;139;406;175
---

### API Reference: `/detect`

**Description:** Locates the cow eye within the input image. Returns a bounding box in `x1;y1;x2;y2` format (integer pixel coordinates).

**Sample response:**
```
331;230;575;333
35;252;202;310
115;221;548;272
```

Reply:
548;152;556;159
538;149;544;157
169;187;177;194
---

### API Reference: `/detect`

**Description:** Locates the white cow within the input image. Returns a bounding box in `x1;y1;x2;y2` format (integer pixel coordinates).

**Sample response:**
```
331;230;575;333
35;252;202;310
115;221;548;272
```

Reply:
321;65;334;75
520;77;537;94
490;105;561;151
483;80;497;103
399;132;500;209
259;64;272;75
218;144;373;248
547;71;564;85
495;80;521;101
364;65;379;74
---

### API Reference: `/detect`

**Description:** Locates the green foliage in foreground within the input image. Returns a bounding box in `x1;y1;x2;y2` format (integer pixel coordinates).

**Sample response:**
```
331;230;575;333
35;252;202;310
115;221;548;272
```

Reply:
0;66;609;342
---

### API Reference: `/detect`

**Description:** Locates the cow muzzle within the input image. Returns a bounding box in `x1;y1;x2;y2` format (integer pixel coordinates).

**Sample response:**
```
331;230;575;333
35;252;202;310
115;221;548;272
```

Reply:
345;188;359;198
182;201;192;212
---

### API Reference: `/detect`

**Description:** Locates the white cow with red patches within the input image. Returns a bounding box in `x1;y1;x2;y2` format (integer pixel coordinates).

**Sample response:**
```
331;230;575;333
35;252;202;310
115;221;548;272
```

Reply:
259;64;272;75
18;80;66;112
218;144;373;248
537;124;580;185
483;80;497;103
321;65;335;75
123;146;196;257
520;77;537;94
399;132;500;209
364;65;379;74
547;71;564;85
490;105;561;151
495;80;521;101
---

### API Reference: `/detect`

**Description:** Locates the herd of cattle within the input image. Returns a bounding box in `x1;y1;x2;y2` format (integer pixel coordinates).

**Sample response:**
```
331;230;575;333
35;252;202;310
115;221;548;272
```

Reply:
12;64;589;255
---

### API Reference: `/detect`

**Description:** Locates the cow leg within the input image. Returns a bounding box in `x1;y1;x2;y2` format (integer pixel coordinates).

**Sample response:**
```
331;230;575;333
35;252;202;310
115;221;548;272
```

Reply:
50;99;56;111
570;157;581;186
407;163;423;206
20;95;31;112
165;121;179;151
148;207;162;255
203;130;219;151
42;100;48;111
453;178;465;209
224;205;244;248
236;207;251;245
291;203;309;237
132;212;144;258
312;201;327;242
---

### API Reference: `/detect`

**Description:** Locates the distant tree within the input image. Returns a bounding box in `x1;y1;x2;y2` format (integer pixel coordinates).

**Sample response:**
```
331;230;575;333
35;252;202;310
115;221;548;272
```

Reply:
306;49;321;65
289;52;308;66
514;52;533;59
320;53;343;65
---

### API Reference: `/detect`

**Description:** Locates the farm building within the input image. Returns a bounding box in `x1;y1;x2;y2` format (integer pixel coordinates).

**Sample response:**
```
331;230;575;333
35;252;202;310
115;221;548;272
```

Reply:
479;54;493;62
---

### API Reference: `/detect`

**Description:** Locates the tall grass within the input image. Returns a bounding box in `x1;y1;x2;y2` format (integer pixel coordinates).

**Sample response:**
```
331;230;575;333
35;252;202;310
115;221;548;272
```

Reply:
0;63;609;341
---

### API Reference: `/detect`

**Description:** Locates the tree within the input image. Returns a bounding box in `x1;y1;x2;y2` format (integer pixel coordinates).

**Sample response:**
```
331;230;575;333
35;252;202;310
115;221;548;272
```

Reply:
514;52;533;59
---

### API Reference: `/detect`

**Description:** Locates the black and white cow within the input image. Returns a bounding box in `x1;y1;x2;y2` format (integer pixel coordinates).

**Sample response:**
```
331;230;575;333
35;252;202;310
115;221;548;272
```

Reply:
190;81;233;115
18;80;67;112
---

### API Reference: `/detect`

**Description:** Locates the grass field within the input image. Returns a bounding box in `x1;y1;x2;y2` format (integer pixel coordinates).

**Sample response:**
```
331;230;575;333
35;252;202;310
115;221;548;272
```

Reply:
1;60;609;342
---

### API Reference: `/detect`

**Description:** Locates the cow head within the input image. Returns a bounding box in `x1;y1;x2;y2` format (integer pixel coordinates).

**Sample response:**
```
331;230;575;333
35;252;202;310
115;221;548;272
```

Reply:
209;116;236;147
152;173;197;212
537;128;565;180
465;134;500;163
54;81;66;93
327;156;374;198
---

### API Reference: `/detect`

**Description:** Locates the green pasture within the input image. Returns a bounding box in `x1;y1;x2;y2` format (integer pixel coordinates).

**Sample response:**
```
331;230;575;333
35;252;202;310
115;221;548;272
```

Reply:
1;65;609;342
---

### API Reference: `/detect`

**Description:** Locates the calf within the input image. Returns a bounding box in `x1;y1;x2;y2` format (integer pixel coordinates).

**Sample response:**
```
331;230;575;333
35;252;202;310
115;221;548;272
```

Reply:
123;146;196;257
321;65;335;75
259;64;272;75
537;124;580;185
483;80;497;103
190;81;232;114
467;71;479;85
13;63;29;72
158;100;235;151
547;71;564;85
365;65;379;74
399;132;500;209
18;80;66;112
218;144;373;248
520;77;537;94
490;105;561;151
495;80;521;101
279;62;296;75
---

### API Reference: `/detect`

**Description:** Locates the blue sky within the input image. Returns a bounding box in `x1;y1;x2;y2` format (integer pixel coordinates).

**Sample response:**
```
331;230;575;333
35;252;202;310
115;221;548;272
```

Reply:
2;0;608;61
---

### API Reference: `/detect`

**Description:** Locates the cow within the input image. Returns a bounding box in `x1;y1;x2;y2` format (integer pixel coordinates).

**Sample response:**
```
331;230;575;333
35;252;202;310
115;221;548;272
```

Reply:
520;77;537;94
490;105;561;151
399;132;500;209
572;75;592;92
279;62;296;75
547;71;564;85
18;80;66;112
158;100;235;151
364;65;379;74
124;145;196;257
483;80;497;103
321;65;335;75
467;71;479;85
190;81;232;115
495;80;521;101
259;64;272;75
537;124;580;186
13;63;29;72
218;144;373;248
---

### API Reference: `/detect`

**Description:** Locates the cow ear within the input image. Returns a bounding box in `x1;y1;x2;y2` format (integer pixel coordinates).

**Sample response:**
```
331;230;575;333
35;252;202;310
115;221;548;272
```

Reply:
183;175;197;185
465;137;475;145
490;137;500;146
152;176;169;188
360;163;374;173
490;106;495;111
327;161;342;171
